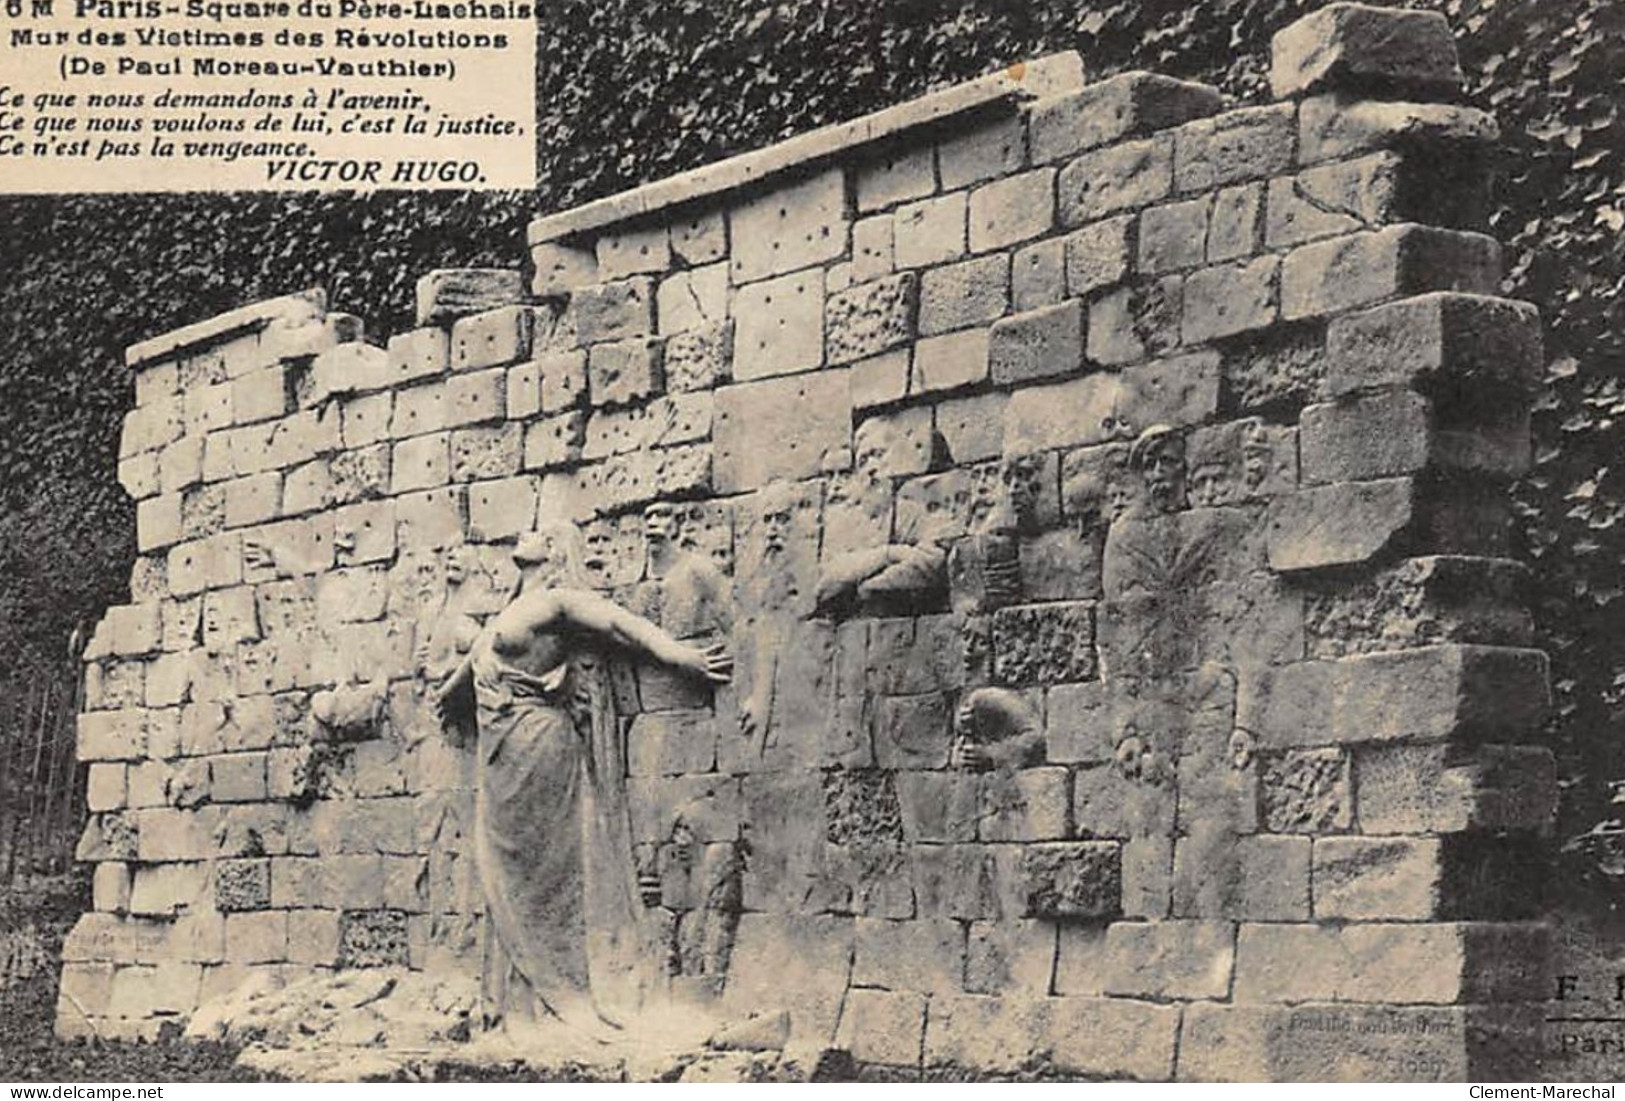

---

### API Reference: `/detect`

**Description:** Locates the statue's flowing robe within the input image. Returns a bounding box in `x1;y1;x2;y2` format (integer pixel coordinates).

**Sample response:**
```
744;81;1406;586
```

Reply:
469;639;650;1038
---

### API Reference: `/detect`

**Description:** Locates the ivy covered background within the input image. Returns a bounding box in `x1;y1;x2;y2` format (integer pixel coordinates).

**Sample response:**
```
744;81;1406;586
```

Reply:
2;0;1622;880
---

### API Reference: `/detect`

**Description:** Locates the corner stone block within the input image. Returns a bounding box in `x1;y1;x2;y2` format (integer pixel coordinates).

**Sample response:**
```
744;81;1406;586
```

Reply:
713;369;852;492
1266;476;1513;573
1298;94;1499;167
1300;390;1530;484
1281;224;1502;323
1270;3;1464;101
1311;834;1544;921
732;269;826;380
988;300;1084;386
1058;136;1173;227
1029;72;1222;165
92;862;132;913
414;268;524;329
1354;742;1558;835
729;168;848;284
1240;644;1550;750
1233;921;1548;1005
78;711;145;762
1326;292;1542;398
1102;920;1235;1000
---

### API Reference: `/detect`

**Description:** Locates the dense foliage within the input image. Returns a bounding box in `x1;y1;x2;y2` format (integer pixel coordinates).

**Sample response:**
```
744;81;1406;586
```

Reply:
2;0;1623;863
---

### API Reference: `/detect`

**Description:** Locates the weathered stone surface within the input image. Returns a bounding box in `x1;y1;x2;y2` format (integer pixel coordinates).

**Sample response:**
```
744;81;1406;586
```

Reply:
992;602;1096;686
1064;214;1135;299
596;223;672;280
939;113;1027;190
1208;183;1263;263
1173;832;1310;921
1011;239;1065;312
1004;352;1219;455
571;279;655;346
987;300;1083;386
834;988;927;1067
451;305;539;372
656;262;728;334
215;858;272;912
414;269;523;329
964;919;1056;996
1031;73;1222;164
1270;3;1464;99
1260;748;1352;833
826;273;917;365
587;339;664;407
1020;842;1121;919
918;254;1009;337
1354;742;1557;835
530;241;598;298
1138;196;1210;275
1058;137;1173;227
1087;277;1181;365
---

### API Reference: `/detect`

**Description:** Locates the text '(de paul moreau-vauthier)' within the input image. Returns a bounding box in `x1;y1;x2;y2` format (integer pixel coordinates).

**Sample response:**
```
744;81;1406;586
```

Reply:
0;0;535;191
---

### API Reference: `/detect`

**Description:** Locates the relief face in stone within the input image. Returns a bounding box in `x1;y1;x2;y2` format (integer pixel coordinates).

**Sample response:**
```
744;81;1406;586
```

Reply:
815;424;947;617
643;501;732;640
434;524;731;1038
1128;425;1186;516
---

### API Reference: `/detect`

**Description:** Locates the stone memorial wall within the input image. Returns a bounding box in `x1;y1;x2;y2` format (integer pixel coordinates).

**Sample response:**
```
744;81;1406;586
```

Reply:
61;3;1557;1080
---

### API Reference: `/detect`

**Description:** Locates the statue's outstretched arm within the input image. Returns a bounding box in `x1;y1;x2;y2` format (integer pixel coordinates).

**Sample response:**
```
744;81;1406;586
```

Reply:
555;589;732;685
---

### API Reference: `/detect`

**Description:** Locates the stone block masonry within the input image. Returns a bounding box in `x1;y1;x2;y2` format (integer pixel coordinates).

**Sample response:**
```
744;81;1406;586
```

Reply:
80;2;1547;1081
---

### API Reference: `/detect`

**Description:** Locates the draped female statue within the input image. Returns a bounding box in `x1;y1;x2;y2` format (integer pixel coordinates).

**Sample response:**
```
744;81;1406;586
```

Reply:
436;523;731;1042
